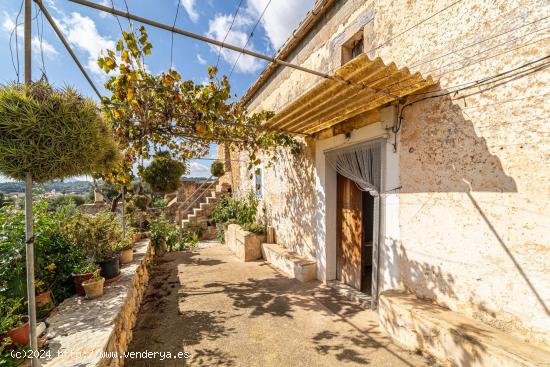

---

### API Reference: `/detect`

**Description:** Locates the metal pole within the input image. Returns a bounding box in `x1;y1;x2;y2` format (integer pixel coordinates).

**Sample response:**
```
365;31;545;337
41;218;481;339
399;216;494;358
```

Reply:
34;0;102;100
24;0;39;365
121;188;126;239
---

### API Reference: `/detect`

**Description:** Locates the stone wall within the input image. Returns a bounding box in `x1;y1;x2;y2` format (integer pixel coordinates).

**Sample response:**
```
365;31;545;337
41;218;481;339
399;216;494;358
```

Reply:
226;0;550;347
41;240;153;367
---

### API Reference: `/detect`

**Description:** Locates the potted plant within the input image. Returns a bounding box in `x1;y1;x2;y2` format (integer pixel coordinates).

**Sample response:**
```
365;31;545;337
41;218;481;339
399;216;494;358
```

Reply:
72;260;97;297
97;241;120;280
117;240;134;264
64;212;123;280
0;296;28;347
82;270;105;300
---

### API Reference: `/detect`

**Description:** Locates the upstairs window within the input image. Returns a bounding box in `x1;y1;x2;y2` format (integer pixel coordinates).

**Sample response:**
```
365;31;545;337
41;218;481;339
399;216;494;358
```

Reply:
342;30;364;65
255;167;263;198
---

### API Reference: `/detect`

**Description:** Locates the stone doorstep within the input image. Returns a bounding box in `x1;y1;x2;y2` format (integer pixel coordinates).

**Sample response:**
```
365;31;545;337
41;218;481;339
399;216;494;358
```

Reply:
260;243;317;282
378;290;550;367
325;280;372;309
39;240;153;367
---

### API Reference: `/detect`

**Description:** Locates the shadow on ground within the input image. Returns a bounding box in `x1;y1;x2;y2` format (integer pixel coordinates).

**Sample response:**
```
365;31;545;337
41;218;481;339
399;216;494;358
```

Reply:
126;244;437;367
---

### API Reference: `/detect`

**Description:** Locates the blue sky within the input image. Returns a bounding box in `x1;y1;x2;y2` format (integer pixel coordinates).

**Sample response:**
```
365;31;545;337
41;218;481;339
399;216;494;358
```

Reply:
0;0;314;180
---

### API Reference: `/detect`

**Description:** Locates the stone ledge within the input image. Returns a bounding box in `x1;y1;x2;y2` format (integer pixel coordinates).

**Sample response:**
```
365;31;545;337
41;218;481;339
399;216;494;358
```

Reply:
225;224;266;261
261;243;317;282
39;240;153;367
379;290;550;367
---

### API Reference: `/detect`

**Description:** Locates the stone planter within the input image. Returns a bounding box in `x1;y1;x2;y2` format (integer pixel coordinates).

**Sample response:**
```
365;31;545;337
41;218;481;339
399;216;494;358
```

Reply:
72;272;94;296
225;224;266;262
120;248;134;264
82;277;105;299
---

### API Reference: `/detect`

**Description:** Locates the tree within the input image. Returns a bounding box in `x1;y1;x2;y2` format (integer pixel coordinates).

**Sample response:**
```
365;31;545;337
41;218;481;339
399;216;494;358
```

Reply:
142;152;186;196
210;160;225;177
98;27;297;177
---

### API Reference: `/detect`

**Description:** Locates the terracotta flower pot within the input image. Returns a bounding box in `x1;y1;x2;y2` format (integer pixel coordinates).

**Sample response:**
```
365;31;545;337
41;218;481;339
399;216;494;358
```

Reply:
36;290;54;308
82;278;105;299
72;272;94;296
132;232;142;243
8;317;29;346
119;248;134;264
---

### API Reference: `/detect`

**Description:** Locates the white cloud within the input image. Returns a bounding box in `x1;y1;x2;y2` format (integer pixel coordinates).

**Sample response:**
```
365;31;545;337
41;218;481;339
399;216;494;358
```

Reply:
205;1;314;73
181;0;199;23
31;36;59;58
2;12;58;59
206;13;263;74
98;0;111;19
55;12;115;77
1;12;17;33
196;53;206;65
188;161;210;177
246;0;315;51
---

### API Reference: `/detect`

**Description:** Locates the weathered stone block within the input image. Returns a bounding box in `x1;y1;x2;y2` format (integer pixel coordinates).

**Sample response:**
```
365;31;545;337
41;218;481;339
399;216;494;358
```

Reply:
378;290;550;367
225;224;266;261
261;243;317;282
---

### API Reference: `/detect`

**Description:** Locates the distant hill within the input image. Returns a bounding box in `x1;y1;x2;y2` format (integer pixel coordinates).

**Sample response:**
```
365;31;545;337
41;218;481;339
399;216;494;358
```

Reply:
0;180;93;194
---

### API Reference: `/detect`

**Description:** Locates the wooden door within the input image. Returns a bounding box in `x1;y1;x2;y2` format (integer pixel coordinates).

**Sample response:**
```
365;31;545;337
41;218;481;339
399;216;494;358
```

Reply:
336;174;363;290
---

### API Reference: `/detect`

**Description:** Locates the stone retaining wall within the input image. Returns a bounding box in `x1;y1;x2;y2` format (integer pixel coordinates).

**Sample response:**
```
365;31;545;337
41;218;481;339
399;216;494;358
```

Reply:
40;239;153;367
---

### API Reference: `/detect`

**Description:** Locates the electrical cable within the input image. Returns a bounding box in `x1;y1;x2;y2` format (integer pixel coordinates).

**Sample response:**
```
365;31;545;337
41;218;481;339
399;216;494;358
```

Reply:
216;0;245;70
365;0;465;55
170;0;181;69
11;0;24;83
228;0;272;79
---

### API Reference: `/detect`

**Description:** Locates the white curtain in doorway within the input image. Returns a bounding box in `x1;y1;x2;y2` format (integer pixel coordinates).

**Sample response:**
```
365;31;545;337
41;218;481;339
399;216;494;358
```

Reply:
325;139;382;193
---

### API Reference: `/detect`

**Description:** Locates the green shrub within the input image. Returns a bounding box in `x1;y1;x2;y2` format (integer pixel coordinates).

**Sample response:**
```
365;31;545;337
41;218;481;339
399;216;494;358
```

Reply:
142;152;186;195
0;82;120;183
210;160;225;177
0;200;89;303
63;211;123;261
133;195;150;211
211;192;258;225
127;210;150;231
47;195;86;211
149;215;198;252
152;198;168;208
241;222;267;235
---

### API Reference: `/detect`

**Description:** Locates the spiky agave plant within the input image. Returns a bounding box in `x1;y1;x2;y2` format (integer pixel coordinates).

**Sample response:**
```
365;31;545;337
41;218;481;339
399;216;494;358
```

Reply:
0;82;120;183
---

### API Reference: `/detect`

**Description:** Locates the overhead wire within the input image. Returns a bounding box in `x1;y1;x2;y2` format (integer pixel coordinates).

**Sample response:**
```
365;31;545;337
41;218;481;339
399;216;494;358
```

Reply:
365;0;465;55
228;0;272;79
216;0;245;70
170;0;181;69
10;0;24;83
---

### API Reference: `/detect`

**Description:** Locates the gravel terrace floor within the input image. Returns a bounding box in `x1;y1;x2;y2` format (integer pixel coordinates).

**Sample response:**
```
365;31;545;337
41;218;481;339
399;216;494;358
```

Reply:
126;242;437;367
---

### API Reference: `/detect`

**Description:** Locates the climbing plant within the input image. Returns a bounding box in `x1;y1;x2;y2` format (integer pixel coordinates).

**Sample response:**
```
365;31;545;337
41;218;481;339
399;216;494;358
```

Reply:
98;26;297;176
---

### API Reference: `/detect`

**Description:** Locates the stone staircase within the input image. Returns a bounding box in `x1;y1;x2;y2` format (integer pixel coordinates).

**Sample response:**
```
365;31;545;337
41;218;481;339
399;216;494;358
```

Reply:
180;181;231;239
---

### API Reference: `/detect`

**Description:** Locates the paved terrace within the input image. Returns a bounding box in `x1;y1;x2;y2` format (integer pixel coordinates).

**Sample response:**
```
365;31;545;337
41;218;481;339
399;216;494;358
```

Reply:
126;242;438;366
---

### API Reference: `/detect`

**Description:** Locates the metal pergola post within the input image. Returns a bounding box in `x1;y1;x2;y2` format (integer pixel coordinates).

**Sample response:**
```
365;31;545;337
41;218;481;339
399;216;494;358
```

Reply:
24;0;40;365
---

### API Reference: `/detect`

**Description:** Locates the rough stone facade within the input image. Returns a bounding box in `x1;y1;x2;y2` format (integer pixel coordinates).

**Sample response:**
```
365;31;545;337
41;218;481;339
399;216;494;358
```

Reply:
225;0;550;349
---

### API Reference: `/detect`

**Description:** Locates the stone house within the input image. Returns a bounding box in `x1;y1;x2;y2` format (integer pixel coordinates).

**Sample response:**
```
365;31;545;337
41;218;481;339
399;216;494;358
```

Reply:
219;0;550;363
